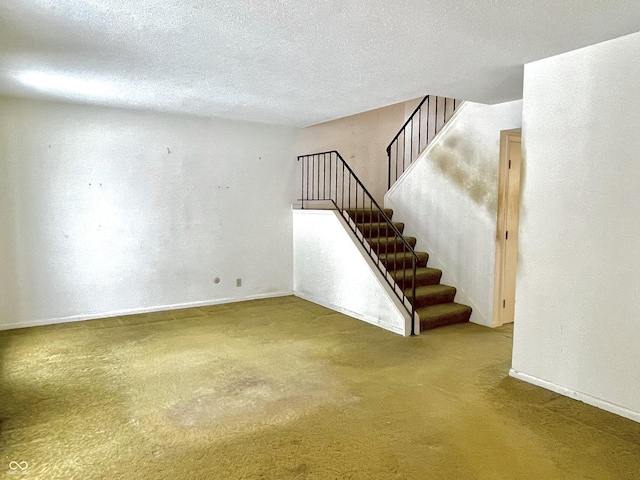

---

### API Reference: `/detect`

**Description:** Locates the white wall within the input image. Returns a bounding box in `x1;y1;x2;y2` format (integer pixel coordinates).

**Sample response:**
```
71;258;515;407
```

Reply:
293;209;409;336
385;101;523;326
296;98;421;204
0;131;19;322
0;97;298;329
512;31;640;422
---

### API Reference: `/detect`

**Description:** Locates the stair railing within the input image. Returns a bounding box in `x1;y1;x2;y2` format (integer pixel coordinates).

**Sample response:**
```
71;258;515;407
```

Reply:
387;95;461;189
298;150;418;335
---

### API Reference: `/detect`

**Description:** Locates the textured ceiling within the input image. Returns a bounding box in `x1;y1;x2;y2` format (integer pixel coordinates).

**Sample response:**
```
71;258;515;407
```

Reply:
2;0;640;126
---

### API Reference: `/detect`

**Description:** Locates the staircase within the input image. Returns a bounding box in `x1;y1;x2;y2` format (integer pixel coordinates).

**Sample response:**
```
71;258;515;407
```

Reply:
297;95;471;334
346;207;471;330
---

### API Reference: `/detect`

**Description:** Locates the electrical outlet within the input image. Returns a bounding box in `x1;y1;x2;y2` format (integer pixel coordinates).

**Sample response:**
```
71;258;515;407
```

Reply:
236;278;242;287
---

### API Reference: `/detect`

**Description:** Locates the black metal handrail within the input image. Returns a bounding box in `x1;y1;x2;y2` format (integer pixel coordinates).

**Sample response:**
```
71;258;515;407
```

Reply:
298;150;418;335
387;95;461;189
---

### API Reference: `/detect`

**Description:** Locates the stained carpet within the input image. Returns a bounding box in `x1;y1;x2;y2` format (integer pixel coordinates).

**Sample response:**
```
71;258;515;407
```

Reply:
1;296;639;479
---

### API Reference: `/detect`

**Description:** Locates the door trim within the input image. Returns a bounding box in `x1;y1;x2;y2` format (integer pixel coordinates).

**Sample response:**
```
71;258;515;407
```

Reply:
493;129;522;327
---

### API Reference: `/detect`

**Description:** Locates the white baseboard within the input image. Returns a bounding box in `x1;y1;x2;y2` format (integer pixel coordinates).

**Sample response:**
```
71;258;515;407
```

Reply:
293;291;405;336
0;291;294;331
509;369;640;423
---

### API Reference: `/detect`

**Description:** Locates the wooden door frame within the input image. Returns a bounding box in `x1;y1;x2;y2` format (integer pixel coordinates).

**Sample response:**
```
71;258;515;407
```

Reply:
493;129;522;327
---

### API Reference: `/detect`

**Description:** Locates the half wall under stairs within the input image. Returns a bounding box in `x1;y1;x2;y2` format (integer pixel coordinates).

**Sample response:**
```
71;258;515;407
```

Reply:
293;208;411;336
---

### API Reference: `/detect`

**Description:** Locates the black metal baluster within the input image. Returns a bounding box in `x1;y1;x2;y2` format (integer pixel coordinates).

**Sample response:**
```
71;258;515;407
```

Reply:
444;98;448;126
329;152;332;201
340;157;344;214
335;153;339;208
418;106;422;155
401;250;405;304
369;194;373;255
355;178;358;217
435;96;439;141
348;173;351;212
393;212;397;277
410;118;414;171
427;96;431;147
317;154;321;200
395;141;399;188
399;132;403;183
362;183;365;221
309;155;313;201
305;156;309;204
319;154;323;200
411;255;416;336
323;153;327;201
389;145;392;191
300;156;304;209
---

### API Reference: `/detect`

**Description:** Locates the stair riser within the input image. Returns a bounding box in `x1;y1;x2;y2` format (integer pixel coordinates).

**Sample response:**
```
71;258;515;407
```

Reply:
420;310;471;330
380;257;428;270
393;273;442;288
409;291;457;309
359;224;405;236
347;210;393;223
369;240;416;255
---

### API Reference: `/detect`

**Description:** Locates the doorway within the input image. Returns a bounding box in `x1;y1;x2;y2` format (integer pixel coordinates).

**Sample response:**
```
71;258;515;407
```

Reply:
493;129;522;326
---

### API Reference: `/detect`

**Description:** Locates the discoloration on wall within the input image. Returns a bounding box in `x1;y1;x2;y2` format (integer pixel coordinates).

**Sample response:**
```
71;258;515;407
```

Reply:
518;139;528;219
516;144;527;275
429;134;499;214
385;100;523;328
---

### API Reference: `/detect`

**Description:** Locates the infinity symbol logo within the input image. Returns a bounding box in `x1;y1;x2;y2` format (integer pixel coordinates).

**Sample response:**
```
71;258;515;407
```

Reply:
9;461;28;471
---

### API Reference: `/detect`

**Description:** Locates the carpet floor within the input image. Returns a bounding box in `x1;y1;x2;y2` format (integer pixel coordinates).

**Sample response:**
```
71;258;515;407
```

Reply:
1;295;639;479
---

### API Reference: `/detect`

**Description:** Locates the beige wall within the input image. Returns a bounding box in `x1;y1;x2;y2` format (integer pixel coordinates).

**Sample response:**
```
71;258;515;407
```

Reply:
296;98;421;204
